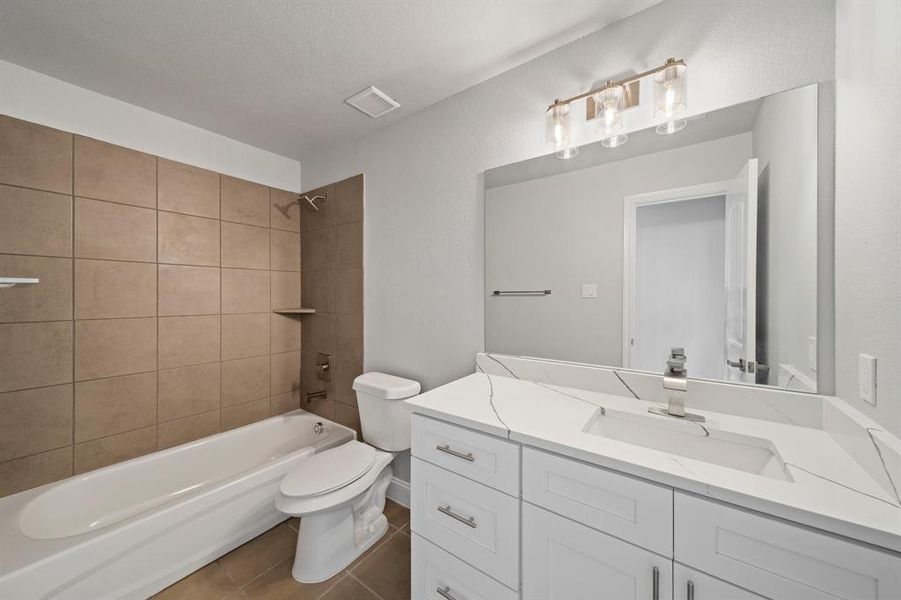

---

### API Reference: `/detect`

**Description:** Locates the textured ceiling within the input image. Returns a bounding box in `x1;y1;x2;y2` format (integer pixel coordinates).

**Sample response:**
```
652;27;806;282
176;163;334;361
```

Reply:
0;0;658;160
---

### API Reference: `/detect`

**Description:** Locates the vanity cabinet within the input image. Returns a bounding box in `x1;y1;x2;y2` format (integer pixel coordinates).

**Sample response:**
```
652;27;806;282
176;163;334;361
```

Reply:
673;565;765;600
410;414;901;600
522;502;672;600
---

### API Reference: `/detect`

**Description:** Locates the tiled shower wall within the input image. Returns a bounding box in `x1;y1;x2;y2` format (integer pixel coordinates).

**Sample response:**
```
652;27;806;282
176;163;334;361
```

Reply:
299;175;364;437
0;114;304;497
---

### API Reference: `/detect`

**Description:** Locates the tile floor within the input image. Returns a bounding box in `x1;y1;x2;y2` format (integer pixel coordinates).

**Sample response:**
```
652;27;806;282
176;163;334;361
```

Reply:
152;500;411;600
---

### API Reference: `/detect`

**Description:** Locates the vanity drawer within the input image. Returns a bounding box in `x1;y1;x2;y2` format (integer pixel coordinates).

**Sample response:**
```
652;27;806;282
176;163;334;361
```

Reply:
674;492;901;600
412;533;519;600
522;447;673;556
412;414;520;496
412;457;520;589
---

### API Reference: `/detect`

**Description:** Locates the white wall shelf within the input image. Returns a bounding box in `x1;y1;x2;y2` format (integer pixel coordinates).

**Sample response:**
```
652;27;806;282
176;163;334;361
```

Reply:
0;277;39;288
273;308;316;316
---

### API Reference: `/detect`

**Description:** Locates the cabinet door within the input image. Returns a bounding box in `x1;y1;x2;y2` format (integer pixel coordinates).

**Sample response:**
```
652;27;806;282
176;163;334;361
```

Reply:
674;564;764;600
523;502;672;600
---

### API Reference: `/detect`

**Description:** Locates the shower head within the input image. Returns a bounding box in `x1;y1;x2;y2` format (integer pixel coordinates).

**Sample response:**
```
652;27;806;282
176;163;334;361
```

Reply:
301;195;327;212
275;194;327;218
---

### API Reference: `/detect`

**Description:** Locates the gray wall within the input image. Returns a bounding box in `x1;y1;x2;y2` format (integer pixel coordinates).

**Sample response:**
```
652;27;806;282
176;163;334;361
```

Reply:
300;0;835;401
835;0;901;435
485;134;750;367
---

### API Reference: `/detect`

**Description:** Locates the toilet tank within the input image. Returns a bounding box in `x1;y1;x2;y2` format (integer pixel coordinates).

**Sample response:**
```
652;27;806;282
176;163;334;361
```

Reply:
352;372;421;451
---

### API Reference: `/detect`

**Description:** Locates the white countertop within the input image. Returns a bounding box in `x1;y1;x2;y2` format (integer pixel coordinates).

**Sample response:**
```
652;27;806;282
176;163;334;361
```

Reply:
406;371;901;553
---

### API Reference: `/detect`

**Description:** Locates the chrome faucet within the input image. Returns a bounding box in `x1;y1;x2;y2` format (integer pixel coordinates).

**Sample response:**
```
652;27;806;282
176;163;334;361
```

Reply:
649;347;705;422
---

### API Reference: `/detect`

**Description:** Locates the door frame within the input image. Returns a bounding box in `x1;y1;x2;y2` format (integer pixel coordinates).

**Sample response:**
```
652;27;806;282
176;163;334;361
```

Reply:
622;180;732;368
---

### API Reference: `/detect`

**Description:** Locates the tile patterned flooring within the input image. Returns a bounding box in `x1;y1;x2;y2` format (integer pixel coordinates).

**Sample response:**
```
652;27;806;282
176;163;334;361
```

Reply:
152;500;411;600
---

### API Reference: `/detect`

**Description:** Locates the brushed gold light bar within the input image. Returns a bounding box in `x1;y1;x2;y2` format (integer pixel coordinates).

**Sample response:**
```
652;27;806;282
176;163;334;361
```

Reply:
547;58;686;112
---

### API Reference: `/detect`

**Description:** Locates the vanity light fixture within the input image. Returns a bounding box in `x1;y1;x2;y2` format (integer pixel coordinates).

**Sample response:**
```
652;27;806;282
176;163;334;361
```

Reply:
546;57;687;157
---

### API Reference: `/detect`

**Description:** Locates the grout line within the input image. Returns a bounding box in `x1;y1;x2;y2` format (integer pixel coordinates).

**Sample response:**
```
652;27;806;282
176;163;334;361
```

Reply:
345;571;387;600
311;573;350;600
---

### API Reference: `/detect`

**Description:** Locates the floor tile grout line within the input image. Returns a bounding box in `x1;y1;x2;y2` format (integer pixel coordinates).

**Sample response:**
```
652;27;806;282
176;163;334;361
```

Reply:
346;570;387;600
348;527;401;575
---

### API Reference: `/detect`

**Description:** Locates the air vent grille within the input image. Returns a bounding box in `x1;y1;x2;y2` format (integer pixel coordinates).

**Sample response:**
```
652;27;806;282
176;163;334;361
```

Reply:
344;86;400;118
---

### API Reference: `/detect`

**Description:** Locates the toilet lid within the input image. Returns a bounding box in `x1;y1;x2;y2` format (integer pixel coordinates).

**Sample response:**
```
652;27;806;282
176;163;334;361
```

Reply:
280;441;376;498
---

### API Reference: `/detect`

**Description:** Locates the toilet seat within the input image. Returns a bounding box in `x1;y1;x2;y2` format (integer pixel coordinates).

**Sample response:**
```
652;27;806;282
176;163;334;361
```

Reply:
276;443;395;517
280;441;376;499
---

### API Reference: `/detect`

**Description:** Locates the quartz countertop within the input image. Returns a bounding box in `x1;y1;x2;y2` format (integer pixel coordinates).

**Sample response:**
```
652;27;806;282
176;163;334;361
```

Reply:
406;371;901;553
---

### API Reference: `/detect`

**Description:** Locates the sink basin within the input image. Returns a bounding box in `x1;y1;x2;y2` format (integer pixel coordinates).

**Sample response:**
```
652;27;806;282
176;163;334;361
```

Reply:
583;409;792;482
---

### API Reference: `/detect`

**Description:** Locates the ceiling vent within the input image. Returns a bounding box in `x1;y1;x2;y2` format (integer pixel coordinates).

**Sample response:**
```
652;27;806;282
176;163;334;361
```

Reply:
344;86;400;118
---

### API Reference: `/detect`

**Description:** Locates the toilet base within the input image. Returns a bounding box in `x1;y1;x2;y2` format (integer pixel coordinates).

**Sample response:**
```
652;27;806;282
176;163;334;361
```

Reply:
290;464;393;583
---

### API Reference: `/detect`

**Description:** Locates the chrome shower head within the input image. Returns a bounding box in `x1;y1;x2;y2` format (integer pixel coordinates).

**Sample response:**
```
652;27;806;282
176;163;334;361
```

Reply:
274;194;327;218
300;195;327;212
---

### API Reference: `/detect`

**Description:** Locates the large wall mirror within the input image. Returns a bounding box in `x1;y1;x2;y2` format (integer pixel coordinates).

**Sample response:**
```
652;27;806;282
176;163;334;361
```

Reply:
485;83;833;393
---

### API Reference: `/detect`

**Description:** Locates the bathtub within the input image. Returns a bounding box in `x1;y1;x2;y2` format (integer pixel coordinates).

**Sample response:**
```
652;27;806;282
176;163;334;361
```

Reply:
0;410;354;599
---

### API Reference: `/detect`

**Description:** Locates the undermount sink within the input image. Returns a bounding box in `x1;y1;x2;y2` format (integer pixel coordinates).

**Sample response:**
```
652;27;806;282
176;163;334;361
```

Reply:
582;408;793;482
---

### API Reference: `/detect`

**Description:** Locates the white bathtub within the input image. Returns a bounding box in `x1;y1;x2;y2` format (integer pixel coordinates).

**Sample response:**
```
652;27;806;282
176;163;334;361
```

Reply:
0;410;354;599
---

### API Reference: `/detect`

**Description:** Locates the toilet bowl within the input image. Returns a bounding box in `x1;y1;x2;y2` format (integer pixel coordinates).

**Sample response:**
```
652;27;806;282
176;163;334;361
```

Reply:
276;372;420;583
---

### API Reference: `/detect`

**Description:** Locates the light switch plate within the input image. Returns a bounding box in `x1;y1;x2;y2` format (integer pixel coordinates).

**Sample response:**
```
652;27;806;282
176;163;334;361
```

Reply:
859;353;877;406
581;284;598;299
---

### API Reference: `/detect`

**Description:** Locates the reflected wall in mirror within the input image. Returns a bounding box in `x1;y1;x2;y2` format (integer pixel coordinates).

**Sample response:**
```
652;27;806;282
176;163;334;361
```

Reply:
485;83;829;393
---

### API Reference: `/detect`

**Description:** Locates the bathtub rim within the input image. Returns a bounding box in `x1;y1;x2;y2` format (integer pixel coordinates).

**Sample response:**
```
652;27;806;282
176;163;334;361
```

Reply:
0;409;355;580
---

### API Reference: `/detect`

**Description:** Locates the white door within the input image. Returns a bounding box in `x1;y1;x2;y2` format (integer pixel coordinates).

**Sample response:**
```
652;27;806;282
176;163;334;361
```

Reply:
724;159;758;383
522;503;672;600
674;564;765;600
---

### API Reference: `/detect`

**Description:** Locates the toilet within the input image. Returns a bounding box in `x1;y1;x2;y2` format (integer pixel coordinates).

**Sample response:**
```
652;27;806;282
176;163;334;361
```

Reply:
276;372;420;583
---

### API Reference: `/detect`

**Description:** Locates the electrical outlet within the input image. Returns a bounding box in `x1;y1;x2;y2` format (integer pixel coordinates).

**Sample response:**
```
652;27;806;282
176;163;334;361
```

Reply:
581;284;598;299
859;354;877;406
808;336;817;372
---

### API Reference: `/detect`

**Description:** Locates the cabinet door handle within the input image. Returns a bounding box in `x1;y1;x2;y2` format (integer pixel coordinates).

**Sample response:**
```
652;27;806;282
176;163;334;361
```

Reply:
652;566;659;600
436;444;475;462
436;585;463;600
437;505;477;529
687;580;695;600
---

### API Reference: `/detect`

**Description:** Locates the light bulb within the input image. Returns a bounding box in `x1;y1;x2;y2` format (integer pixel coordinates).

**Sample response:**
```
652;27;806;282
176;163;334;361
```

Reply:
594;84;625;139
654;59;687;121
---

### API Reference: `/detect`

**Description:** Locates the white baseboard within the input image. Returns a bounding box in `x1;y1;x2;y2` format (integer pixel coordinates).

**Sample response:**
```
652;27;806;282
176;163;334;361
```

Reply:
386;476;410;508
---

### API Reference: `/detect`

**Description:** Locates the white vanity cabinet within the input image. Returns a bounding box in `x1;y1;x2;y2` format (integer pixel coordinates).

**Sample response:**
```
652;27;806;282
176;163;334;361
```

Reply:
522;502;672;600
410;414;901;600
410;415;522;598
673;565;765;600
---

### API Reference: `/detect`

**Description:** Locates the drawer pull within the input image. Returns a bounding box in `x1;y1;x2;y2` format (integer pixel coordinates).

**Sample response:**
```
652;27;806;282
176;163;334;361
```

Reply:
687;580;694;600
652;566;659;600
436;585;463;600
436;444;475;462
437;505;477;529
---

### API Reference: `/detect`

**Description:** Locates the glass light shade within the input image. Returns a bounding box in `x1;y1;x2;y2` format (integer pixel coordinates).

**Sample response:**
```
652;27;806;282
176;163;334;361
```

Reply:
600;134;628;149
654;60;687;121
546;103;579;159
594;84;625;138
656;119;687;135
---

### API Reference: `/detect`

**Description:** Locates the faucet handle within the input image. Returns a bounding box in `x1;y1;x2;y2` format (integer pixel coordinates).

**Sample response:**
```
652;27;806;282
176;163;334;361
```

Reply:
667;347;687;374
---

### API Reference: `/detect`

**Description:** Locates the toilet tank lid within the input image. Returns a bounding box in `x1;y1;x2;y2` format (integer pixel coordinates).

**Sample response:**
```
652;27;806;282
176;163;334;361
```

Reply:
353;372;421;399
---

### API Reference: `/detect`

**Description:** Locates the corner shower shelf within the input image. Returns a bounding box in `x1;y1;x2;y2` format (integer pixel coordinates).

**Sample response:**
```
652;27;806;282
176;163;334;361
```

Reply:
273;308;316;316
0;277;39;288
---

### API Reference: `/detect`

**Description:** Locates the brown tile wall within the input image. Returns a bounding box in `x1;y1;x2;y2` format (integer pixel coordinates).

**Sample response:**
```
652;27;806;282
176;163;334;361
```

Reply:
0;114;305;496
299;175;364;438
